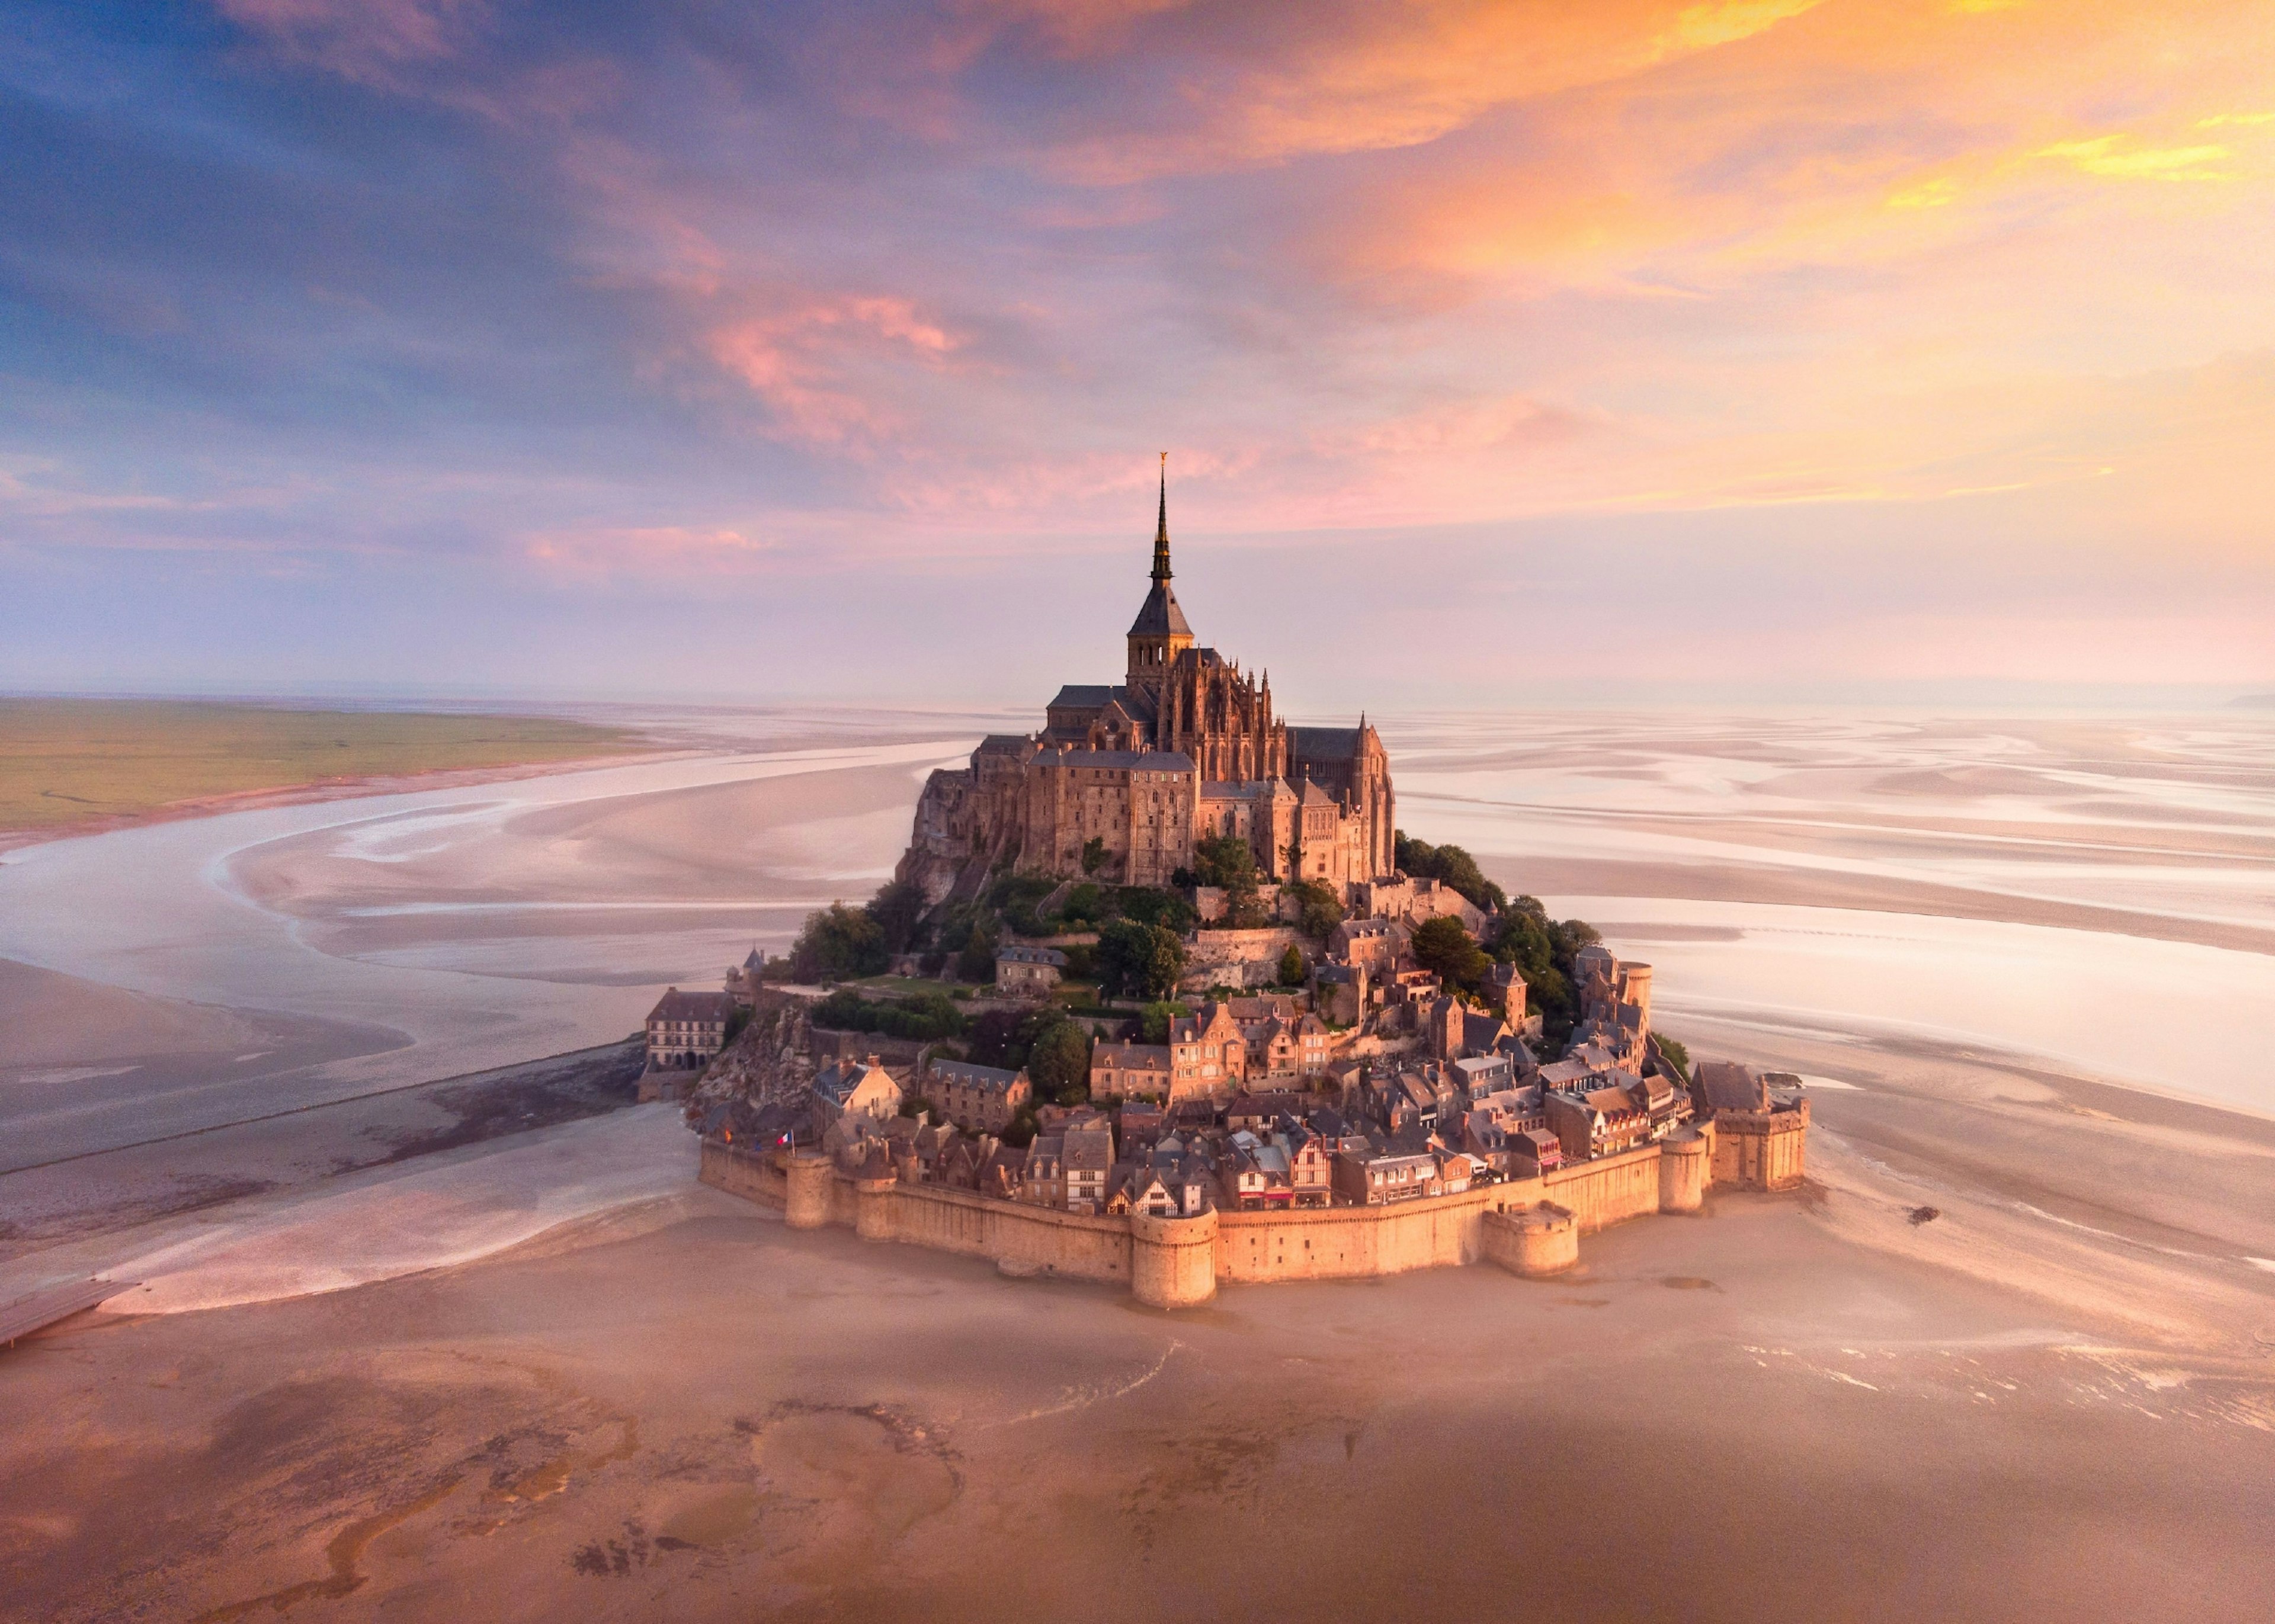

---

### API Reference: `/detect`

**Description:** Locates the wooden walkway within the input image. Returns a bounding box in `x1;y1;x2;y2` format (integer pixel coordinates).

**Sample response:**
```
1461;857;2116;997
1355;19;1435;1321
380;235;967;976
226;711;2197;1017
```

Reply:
0;1277;136;1349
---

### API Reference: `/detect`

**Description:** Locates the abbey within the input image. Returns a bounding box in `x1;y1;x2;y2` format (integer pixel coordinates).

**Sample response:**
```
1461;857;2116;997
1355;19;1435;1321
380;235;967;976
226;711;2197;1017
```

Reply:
899;468;1396;900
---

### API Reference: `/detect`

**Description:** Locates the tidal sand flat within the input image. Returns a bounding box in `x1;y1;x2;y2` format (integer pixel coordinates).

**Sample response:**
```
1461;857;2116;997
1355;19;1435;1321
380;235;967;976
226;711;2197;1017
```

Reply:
4;704;2271;1619
0;734;976;1178
5;1131;2273;1623
0;698;651;848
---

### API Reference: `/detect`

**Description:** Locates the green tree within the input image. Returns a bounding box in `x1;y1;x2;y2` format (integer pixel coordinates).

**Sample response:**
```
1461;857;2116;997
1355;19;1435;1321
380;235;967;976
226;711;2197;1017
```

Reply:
1025;1018;1092;1105
1486;900;1596;1052
810;988;966;1041
1098;919;1185;1000
1410;915;1490;994
789;903;888;981
864;878;929;954
954;925;998;985
1116;887;1196;933
1277;943;1306;986
1138;999;1191;1044
1654;1035;1691;1083
1059;881;1105;926
1190;832;1264;924
1393;830;1508;914
1286;879;1344;939
963;1006;1031;1069
1081;835;1108;875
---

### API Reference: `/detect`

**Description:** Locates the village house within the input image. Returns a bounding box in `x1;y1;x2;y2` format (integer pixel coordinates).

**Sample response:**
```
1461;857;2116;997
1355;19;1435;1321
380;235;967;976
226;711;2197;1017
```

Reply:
1022;1132;1066;1208
1283;1127;1332;1205
1224;1089;1306;1132
994;943;1068;994
1219;1132;1296;1209
810;1056;904;1135
1545;1083;1651;1163
1168;1001;1248;1102
1063;1113;1115;1212
1510;1126;1563;1174
1312;961;1368;1027
1090;1040;1174;1102
1332;1142;1443;1206
925;1057;1033;1132
1453;1053;1513;1099
978;1141;1028;1201
1482;961;1529;1026
645;987;736;1071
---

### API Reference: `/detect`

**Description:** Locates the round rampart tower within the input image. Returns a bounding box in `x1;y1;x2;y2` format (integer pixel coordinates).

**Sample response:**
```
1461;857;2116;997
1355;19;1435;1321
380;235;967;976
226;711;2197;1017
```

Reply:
1482;1203;1579;1277
783;1151;835;1230
1658;1124;1711;1214
1130;1208;1219;1308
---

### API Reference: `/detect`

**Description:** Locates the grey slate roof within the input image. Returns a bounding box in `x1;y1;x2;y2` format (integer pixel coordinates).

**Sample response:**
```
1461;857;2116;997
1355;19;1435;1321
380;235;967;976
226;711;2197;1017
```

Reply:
648;988;735;1023
1127;582;1193;638
1288;726;1364;758
1047;685;1119;711
930;1058;1026;1090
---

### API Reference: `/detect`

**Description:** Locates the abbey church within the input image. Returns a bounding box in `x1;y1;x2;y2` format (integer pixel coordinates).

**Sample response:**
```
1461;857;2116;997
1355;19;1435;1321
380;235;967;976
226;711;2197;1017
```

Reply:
898;467;1396;901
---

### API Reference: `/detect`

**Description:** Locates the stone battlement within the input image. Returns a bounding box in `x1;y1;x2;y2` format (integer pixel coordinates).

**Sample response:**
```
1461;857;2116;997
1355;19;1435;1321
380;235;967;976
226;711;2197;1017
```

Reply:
699;1120;1762;1309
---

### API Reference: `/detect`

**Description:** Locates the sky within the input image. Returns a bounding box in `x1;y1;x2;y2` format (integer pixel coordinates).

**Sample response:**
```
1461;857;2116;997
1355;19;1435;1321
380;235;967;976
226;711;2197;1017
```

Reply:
2;0;2271;709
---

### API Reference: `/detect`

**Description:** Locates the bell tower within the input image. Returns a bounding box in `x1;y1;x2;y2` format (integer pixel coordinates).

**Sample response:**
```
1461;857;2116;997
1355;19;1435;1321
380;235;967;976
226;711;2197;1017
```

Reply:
1126;453;1193;716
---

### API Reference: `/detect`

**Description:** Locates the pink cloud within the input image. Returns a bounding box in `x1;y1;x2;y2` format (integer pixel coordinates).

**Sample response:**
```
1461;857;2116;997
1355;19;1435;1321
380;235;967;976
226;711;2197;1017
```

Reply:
524;524;773;577
217;0;488;85
704;296;963;450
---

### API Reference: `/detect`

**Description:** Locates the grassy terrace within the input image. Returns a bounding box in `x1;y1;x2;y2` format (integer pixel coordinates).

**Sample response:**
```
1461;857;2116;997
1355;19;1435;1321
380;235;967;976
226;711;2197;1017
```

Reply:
0;698;647;836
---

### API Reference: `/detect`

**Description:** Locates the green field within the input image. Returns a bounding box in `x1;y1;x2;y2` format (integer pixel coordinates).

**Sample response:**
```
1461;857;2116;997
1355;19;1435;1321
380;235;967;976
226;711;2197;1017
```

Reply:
0;698;647;835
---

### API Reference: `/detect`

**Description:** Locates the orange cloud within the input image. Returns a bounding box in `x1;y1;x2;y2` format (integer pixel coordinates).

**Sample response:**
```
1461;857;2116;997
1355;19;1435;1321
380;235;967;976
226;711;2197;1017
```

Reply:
1002;0;1832;182
2034;135;2232;181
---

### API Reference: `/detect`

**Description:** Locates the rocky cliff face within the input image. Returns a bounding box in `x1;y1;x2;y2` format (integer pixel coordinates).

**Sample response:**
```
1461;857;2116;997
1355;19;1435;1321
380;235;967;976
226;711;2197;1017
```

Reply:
895;766;981;907
690;996;821;1116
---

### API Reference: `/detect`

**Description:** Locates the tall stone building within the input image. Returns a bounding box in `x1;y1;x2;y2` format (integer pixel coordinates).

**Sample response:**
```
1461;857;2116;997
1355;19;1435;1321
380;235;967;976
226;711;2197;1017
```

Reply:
898;466;1396;902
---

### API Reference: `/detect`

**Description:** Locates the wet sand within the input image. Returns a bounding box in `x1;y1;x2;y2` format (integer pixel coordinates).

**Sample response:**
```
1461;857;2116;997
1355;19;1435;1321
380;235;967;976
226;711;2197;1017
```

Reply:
4;1119;2273;1623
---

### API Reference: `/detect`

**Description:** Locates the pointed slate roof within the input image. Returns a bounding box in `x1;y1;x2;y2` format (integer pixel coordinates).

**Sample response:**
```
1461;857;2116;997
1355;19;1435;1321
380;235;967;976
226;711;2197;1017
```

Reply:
1129;460;1193;638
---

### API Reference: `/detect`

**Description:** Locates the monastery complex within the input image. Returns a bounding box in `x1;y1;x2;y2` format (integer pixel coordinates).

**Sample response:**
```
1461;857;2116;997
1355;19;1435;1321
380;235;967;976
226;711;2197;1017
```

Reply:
899;464;1395;898
676;467;1812;1307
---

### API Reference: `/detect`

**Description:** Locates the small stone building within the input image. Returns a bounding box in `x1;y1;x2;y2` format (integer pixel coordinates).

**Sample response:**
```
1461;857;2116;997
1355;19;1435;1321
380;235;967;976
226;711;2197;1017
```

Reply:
645;987;736;1071
812;1055;904;1134
927;1057;1033;1132
995;944;1068;993
1091;1041;1173;1102
1691;1061;1810;1190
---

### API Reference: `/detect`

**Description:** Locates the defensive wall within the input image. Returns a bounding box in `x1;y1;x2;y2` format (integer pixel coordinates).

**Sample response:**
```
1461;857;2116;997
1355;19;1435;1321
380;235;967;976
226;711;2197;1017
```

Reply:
698;1120;1739;1308
1183;926;1304;990
1713;1098;1809;1192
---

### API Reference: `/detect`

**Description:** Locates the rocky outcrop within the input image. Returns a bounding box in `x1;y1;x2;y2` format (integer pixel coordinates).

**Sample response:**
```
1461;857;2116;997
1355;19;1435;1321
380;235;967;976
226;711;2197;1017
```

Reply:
895;768;983;907
689;994;822;1118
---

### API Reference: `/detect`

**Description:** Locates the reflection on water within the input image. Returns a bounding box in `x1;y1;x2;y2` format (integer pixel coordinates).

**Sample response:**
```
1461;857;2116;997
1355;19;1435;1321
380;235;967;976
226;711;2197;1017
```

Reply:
1;705;2270;1148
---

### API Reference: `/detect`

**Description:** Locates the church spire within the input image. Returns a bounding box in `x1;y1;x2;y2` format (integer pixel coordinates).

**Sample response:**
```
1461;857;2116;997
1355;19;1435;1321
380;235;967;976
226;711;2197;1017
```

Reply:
1151;451;1172;585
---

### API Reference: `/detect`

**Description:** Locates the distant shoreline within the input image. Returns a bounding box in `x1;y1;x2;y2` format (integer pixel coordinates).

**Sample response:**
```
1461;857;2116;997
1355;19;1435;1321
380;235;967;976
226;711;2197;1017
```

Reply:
0;750;694;856
0;697;674;855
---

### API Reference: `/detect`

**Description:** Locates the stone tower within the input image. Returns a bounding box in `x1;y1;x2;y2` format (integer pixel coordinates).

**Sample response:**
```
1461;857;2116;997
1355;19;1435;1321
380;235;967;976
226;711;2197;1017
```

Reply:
1126;456;1194;717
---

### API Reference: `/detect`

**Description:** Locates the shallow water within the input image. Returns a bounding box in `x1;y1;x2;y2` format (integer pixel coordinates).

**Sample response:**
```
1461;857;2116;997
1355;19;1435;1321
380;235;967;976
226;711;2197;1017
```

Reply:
1;704;2269;1157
